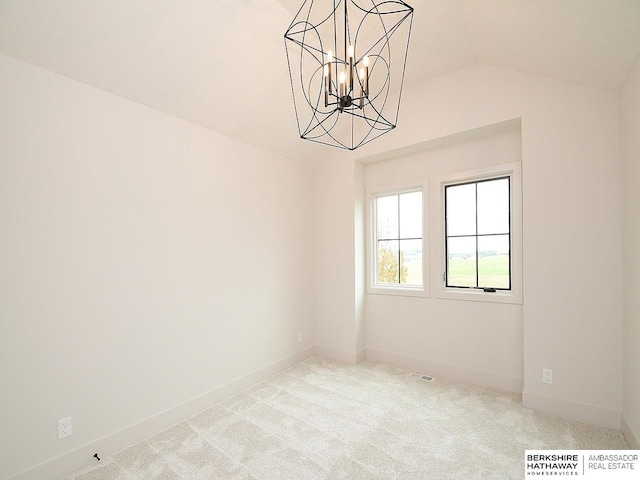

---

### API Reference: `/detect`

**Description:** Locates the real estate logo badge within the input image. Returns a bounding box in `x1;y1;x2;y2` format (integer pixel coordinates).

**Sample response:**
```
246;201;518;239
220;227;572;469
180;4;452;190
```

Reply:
525;451;639;478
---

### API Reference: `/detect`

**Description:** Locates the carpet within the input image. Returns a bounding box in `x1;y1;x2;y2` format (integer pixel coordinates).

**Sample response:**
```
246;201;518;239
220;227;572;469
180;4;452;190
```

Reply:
65;356;628;479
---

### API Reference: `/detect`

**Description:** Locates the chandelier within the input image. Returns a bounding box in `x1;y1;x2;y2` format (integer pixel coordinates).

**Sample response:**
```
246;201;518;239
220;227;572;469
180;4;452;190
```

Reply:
284;0;414;150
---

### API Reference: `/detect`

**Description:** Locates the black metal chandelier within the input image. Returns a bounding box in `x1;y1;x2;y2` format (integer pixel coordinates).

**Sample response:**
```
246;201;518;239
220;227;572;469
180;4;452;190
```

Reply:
284;0;414;150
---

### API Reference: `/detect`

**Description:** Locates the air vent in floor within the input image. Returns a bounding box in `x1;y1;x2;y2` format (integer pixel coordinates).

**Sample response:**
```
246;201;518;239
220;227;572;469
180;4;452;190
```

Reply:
410;372;434;382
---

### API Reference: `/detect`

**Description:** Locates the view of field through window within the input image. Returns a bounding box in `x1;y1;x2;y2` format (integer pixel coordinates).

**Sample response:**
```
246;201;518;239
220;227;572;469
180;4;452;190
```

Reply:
446;177;510;289
376;191;422;286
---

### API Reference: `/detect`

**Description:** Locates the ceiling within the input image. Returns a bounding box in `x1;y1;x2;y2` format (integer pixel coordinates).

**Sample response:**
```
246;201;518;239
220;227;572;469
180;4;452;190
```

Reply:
1;0;639;165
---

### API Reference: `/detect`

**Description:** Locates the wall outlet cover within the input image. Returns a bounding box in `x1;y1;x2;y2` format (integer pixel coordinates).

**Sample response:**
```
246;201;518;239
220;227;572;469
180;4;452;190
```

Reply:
58;417;72;439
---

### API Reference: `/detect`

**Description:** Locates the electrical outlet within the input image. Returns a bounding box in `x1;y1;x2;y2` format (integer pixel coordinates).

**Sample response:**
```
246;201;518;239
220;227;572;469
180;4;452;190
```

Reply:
542;368;553;385
297;333;303;344
58;417;72;439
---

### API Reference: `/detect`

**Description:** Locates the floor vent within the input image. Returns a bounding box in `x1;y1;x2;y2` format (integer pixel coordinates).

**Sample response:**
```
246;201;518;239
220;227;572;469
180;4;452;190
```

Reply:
410;373;435;382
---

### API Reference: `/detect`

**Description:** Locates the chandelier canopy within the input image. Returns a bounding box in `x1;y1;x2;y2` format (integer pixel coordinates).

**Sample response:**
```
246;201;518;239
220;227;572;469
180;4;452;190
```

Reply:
284;0;414;150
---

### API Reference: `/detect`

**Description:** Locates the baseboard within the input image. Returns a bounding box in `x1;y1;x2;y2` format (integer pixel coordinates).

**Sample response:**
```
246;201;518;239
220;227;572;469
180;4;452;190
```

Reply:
621;415;640;449
522;391;621;429
315;345;366;365
6;347;316;480
366;347;523;393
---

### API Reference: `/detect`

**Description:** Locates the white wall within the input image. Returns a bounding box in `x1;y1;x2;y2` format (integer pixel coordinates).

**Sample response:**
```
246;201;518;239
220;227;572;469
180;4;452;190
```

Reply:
365;131;524;393
352;64;623;427
354;161;366;356
621;56;640;448
0;53;315;480
314;158;366;363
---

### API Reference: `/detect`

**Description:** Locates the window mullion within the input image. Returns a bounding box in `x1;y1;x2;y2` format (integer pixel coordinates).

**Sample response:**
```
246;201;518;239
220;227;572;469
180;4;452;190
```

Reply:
397;194;401;284
444;187;449;287
475;183;479;288
508;178;512;290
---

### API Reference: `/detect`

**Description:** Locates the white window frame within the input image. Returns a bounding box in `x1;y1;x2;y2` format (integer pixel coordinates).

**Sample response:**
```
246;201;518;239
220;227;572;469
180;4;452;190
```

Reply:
366;179;429;297
432;162;522;304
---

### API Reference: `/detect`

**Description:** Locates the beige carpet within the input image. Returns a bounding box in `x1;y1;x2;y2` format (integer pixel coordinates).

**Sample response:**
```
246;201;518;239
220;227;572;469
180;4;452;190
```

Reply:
65;356;628;479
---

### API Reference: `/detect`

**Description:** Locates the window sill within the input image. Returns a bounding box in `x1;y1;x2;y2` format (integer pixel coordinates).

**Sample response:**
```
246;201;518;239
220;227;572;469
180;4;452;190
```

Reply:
367;284;428;298
435;286;522;304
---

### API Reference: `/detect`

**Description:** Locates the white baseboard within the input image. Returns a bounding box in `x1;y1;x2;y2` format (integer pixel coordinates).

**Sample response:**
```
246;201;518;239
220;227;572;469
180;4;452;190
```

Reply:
621;415;640;449
366;347;523;393
522;391;621;429
6;347;316;480
315;345;366;365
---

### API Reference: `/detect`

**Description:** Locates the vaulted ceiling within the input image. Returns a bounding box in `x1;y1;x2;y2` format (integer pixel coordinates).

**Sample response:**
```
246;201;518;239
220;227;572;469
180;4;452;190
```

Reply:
1;0;639;164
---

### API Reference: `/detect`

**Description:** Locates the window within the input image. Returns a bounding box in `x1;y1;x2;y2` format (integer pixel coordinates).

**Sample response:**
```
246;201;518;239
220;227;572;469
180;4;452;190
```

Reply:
434;163;521;304
445;177;510;290
367;181;428;297
376;191;422;285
